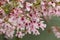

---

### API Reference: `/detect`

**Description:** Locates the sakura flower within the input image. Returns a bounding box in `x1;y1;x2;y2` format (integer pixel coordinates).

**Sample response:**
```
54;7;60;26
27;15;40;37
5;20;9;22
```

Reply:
55;6;60;16
56;0;60;2
16;31;25;38
4;23;15;38
52;26;60;38
2;0;60;39
0;8;6;18
26;2;33;11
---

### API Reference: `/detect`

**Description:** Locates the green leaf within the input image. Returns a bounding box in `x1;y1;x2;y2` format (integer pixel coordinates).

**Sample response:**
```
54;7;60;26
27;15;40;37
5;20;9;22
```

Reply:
2;4;11;14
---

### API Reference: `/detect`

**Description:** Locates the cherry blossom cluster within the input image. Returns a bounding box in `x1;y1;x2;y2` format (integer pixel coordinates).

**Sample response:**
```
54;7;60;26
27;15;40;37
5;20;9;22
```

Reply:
0;0;60;39
0;0;46;39
0;0;9;6
52;26;60;38
40;0;60;17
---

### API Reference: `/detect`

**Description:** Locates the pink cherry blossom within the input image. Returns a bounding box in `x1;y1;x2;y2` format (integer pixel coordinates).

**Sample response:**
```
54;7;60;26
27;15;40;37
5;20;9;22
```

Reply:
0;0;60;39
52;26;60;38
0;0;47;39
